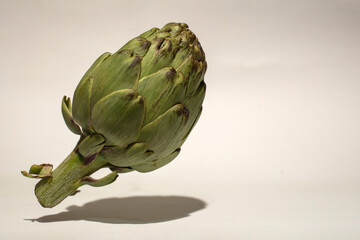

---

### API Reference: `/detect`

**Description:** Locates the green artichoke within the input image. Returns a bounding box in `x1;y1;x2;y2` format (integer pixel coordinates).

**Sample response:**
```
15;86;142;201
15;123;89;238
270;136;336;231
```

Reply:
22;22;206;208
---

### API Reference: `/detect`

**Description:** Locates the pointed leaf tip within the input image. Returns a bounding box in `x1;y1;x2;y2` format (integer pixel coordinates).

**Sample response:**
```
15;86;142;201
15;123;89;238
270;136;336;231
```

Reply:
91;89;145;146
80;171;118;187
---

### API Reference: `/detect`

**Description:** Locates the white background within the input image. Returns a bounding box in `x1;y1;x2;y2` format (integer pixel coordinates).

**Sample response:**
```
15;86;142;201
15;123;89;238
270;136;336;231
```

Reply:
1;0;360;239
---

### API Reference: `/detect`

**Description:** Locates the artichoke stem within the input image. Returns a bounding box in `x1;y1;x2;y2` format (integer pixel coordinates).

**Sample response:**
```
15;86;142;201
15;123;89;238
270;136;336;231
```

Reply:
34;150;108;208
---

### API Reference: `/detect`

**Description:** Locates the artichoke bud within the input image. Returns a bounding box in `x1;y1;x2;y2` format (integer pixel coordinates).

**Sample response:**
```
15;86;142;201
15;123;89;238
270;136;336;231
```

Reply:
74;22;207;168
23;22;207;208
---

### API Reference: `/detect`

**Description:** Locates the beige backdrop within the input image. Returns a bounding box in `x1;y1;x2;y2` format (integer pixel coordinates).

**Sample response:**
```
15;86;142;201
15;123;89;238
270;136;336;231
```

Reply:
1;0;360;239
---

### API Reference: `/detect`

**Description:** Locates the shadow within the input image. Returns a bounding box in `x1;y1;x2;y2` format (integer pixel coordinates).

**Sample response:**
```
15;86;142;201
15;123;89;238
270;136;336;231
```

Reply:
27;196;206;224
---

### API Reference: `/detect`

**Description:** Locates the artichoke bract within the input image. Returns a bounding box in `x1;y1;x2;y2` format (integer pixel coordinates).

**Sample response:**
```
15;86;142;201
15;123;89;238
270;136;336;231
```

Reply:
22;23;207;208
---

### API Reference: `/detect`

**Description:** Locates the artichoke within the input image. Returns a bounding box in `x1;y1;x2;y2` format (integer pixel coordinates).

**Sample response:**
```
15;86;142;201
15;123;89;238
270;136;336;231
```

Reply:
22;23;207;208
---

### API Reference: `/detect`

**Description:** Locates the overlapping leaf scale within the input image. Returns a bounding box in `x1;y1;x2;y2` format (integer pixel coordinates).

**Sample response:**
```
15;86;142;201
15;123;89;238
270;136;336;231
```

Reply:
90;49;142;108
102;142;153;167
79;52;112;86
132;149;180;173
176;46;206;96
175;29;196;46
139;27;159;39
162;81;206;152
180;82;206;144
160;23;188;38
155;30;171;39
119;37;151;57
140;37;179;78
181;107;203;145
137;104;189;160
61;96;82;135
137;67;187;125
72;52;111;132
171;45;192;69
91;89;145;146
72;76;93;132
78;133;105;159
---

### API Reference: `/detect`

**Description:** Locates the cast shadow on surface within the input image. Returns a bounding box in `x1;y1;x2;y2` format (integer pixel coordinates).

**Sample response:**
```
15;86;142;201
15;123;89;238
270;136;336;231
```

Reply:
28;196;206;224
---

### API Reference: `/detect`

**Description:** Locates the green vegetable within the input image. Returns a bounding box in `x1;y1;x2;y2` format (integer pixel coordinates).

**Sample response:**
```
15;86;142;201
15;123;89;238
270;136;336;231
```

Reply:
22;23;207;208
